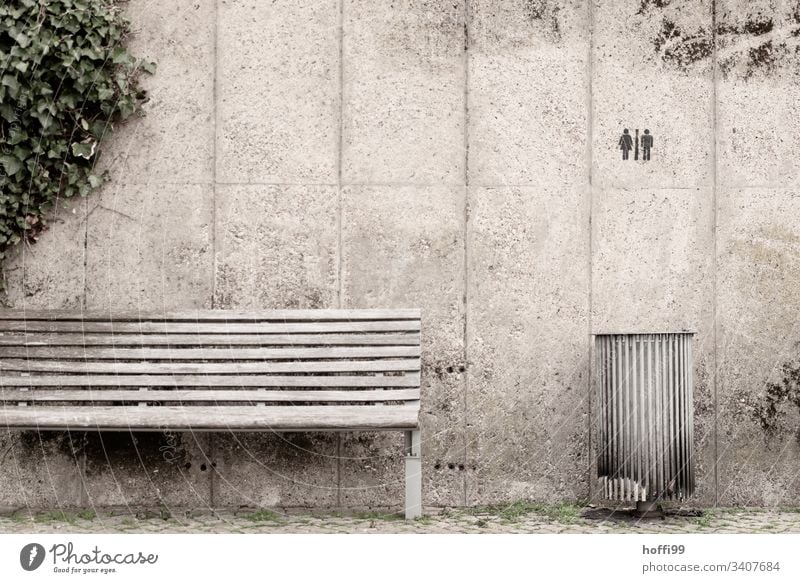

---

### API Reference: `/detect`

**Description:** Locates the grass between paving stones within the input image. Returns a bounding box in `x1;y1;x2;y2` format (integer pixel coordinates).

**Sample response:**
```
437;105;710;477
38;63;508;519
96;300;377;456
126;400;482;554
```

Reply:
241;509;282;523
8;510;97;524
694;509;716;528
354;511;405;521
461;501;586;524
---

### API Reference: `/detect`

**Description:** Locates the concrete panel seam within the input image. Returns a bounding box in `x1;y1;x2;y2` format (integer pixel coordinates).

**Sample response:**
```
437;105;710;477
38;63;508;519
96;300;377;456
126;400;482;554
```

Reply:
587;0;595;504
711;0;719;508
462;0;470;508
336;0;345;509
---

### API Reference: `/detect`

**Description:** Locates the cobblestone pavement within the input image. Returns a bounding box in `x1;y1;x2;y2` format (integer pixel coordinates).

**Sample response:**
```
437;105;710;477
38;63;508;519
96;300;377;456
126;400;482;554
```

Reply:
2;505;800;534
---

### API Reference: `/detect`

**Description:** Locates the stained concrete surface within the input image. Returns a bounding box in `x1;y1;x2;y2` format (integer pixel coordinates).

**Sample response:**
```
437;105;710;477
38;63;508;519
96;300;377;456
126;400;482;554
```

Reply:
3;0;800;512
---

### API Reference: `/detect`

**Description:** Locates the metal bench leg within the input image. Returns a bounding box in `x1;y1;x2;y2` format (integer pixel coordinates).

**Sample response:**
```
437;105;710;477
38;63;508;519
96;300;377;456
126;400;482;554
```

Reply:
404;429;421;519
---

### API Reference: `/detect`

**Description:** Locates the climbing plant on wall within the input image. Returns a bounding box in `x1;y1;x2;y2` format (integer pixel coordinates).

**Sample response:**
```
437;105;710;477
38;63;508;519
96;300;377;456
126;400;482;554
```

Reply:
0;0;154;265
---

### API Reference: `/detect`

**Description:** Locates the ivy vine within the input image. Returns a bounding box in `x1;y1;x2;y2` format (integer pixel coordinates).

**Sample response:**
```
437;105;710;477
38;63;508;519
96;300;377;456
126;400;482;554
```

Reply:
0;0;154;262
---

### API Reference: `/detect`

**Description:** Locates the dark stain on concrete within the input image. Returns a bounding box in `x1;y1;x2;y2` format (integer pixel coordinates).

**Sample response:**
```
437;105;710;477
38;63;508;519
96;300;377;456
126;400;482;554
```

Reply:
752;361;800;441
742;17;774;36
652;18;712;69
716;6;800;79
17;430;83;458
521;0;562;41
745;41;779;78
637;0;672;15
382;0;464;70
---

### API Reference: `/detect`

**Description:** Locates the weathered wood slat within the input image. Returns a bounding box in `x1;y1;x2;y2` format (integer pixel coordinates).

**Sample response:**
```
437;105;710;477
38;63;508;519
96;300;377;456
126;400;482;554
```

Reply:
0;333;421;347
0;346;420;360
0;374;420;387
0;359;420;374
0;321;420;334
0;309;421;321
0;405;420;430
1;389;420;402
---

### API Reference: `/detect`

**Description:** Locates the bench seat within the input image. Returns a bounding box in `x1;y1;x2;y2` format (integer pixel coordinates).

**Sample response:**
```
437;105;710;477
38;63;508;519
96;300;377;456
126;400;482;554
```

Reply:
0;308;423;517
0;405;420;431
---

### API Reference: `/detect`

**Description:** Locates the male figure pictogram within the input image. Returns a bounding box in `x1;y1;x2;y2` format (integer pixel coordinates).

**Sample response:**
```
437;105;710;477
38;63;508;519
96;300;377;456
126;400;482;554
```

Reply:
618;129;633;160
641;129;653;161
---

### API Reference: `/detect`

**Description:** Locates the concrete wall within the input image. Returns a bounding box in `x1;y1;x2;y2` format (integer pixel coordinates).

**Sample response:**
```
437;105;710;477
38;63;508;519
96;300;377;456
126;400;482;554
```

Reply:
2;0;799;510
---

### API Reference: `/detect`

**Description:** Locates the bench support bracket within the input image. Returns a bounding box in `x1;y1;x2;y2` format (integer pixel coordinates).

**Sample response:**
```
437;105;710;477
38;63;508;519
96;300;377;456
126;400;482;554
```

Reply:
404;429;421;519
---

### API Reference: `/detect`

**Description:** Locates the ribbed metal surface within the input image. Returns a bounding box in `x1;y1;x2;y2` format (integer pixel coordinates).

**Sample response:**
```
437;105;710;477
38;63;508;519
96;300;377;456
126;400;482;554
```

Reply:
596;333;694;502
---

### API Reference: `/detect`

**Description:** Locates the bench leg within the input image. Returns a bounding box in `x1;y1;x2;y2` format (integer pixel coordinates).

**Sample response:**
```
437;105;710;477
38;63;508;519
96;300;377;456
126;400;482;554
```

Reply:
404;429;422;519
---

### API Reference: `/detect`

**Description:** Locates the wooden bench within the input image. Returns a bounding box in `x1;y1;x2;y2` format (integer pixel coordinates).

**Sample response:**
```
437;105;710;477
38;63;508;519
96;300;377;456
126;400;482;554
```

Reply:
0;308;422;518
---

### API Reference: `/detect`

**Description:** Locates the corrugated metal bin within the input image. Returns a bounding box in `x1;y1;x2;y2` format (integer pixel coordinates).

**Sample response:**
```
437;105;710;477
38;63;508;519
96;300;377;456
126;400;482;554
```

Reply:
596;333;694;503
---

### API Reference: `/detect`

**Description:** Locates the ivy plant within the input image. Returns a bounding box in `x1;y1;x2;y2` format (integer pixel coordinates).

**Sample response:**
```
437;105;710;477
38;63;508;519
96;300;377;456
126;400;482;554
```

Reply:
0;0;154;261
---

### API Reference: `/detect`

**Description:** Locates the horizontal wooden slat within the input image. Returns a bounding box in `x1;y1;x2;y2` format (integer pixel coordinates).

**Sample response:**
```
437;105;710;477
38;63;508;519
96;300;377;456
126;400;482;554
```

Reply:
0;359;420;374
0;321;420;334
0;346;420;360
0;333;420;347
0;374;420;387
0;309;421;321
0;389;420;402
0;405;420;431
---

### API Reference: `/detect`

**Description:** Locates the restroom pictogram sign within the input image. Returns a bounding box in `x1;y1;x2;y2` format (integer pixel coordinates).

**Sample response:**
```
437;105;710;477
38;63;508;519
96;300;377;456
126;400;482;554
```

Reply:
618;128;653;161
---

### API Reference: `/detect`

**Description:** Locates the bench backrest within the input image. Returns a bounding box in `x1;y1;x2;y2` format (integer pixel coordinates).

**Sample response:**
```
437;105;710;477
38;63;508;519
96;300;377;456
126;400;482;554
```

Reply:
0;309;421;423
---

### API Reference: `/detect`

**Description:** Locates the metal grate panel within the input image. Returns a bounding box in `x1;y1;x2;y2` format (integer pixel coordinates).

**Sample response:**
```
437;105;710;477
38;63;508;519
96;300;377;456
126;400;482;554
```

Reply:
596;333;694;502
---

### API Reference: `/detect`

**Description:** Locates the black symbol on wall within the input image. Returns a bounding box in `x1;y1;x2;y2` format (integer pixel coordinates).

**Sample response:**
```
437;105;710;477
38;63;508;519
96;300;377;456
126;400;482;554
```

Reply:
618;128;653;161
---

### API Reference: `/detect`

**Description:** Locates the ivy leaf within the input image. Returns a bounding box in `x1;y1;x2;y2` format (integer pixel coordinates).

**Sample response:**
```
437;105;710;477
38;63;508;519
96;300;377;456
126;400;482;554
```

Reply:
1;74;20;95
71;141;97;159
111;46;129;64
0;155;23;177
0;104;15;122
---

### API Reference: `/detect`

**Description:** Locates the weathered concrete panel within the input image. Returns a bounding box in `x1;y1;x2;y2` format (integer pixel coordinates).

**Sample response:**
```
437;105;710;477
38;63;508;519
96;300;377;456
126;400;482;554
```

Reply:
3;198;86;309
592;186;715;504
467;185;590;504
217;0;339;183
341;185;466;507
213;184;339;507
342;1;466;185
716;1;800;187
212;433;339;508
82;432;212;507
593;0;713;189
468;0;589;186
0;432;83;509
214;185;338;309
85;184;213;311
98;0;215;184
716;187;800;506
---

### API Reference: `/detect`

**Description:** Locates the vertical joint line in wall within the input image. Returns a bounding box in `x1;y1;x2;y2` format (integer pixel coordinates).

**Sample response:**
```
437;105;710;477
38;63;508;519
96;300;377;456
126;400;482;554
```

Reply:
586;0;595;502
211;0;219;310
335;0;345;508
336;435;342;509
209;434;215;508
711;0;719;507
336;0;344;310
209;0;219;507
461;0;470;508
78;431;88;506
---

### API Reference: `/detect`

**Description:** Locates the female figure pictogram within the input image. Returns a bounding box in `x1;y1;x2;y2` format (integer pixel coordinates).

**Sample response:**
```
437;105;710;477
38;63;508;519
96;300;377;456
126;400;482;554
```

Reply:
618;129;633;160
